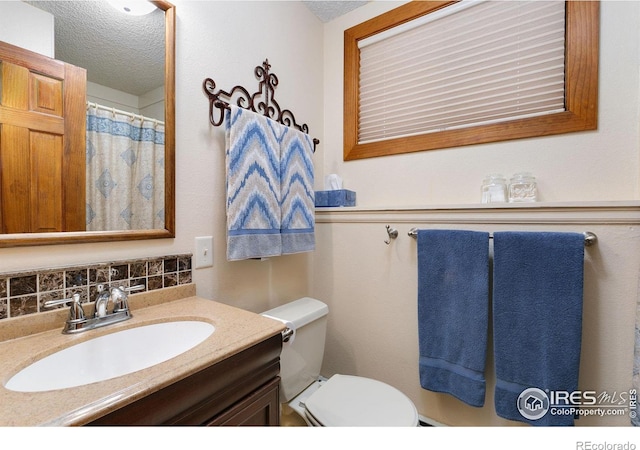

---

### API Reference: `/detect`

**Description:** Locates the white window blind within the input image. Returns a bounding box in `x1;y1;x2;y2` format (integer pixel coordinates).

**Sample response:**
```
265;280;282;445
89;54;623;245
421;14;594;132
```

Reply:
357;0;566;144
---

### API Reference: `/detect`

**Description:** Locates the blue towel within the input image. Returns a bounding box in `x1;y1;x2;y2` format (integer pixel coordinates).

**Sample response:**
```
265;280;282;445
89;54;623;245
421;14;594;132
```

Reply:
225;106;284;260
417;229;490;407
493;231;584;426
280;126;315;255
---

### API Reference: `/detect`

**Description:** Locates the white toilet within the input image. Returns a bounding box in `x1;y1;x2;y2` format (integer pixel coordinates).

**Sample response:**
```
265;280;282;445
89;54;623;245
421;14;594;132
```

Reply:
262;297;419;427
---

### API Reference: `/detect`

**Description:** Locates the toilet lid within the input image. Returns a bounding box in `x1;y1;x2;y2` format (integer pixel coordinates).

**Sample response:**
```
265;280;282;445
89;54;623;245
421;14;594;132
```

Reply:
304;374;418;427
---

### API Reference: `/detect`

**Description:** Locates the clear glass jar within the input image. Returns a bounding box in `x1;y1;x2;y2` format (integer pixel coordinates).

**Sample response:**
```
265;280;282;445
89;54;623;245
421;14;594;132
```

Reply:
481;174;507;203
508;172;537;203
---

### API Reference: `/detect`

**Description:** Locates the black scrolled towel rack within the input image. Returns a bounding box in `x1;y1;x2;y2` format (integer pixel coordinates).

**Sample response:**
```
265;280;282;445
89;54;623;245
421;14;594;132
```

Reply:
203;59;319;152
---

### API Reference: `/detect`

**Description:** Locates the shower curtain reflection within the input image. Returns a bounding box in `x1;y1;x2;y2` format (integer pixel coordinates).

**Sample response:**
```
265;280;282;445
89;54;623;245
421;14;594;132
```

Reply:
86;103;165;231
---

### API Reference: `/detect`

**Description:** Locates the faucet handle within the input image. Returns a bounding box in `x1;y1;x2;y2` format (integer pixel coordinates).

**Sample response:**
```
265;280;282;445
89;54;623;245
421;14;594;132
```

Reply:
111;286;130;313
44;293;85;321
44;293;81;309
111;284;144;314
124;284;145;293
43;297;73;309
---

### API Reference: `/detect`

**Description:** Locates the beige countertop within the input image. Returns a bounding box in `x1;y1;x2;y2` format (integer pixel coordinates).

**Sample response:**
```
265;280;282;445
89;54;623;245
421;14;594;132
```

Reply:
0;284;284;426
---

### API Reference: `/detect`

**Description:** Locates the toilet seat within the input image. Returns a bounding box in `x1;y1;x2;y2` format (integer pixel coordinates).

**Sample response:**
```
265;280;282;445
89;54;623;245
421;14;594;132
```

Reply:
303;374;419;427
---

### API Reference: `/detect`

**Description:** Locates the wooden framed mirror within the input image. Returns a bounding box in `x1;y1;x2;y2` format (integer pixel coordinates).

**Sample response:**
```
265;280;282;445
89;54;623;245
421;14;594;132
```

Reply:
0;1;175;248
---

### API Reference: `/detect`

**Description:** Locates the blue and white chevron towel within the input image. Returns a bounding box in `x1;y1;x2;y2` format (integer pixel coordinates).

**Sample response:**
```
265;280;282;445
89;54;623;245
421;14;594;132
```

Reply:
225;106;314;260
280;125;315;255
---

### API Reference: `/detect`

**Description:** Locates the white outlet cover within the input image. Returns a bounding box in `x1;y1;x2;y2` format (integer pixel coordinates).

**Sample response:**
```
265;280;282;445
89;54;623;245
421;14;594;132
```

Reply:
195;236;213;269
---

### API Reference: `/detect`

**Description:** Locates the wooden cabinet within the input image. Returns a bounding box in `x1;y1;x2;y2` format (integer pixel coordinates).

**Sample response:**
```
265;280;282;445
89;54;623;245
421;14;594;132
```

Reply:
88;333;282;426
205;376;280;426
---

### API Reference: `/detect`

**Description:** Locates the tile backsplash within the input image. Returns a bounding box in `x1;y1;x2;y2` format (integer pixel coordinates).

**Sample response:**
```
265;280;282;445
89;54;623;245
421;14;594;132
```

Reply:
0;254;192;320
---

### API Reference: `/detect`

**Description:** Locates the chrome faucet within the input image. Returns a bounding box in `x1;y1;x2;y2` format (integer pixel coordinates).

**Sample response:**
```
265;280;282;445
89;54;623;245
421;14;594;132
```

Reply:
47;284;145;334
94;284;111;318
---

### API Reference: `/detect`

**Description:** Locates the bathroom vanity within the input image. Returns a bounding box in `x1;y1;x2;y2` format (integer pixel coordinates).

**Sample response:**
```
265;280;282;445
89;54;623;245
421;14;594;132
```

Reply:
0;285;285;426
89;334;282;425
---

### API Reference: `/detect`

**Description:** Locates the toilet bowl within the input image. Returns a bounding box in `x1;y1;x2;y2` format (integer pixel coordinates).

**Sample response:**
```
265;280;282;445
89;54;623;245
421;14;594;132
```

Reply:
295;374;418;427
262;297;418;427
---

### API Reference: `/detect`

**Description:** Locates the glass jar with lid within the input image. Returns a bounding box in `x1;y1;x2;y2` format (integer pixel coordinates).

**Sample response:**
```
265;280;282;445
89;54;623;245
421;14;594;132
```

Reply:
481;174;507;203
508;172;537;203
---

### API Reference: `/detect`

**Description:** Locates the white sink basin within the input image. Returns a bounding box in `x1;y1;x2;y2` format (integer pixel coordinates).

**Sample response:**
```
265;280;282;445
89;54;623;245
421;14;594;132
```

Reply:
4;321;215;392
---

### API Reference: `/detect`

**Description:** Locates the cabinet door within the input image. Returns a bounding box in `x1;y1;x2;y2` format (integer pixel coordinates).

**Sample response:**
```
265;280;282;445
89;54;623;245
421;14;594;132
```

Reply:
0;41;86;233
87;334;282;426
206;377;280;426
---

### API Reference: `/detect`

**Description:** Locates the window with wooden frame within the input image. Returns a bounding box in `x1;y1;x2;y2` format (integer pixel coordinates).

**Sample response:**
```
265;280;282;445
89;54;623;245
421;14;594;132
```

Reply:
343;0;599;161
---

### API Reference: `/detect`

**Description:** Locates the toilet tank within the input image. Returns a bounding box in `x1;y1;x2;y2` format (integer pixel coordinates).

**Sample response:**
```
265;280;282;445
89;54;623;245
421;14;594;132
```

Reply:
262;297;328;402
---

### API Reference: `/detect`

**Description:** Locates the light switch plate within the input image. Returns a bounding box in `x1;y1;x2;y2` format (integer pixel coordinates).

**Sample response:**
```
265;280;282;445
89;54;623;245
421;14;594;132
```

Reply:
195;236;213;269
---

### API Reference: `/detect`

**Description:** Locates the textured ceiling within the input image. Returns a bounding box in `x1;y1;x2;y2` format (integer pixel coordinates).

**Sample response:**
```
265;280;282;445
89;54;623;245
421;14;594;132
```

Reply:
303;1;369;22
26;1;165;96
24;1;367;97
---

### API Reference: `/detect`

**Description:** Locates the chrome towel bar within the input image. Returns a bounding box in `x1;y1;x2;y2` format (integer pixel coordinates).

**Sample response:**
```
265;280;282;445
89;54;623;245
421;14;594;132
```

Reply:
407;228;597;247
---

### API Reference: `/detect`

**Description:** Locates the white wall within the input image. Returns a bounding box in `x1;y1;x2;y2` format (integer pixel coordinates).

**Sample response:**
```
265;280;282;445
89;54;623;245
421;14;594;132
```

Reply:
173;0;323;308
310;0;640;427
320;1;640;206
1;0;639;429
87;81;142;114
87;82;165;121
0;1;324;318
0;2;54;57
312;206;640;426
140;85;165;121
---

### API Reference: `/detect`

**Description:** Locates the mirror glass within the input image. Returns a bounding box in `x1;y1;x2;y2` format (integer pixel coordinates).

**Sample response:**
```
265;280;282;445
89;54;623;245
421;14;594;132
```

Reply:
0;0;175;247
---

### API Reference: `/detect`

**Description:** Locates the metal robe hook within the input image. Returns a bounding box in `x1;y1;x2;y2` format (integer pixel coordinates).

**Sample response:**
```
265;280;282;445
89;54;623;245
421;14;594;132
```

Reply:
384;225;398;245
